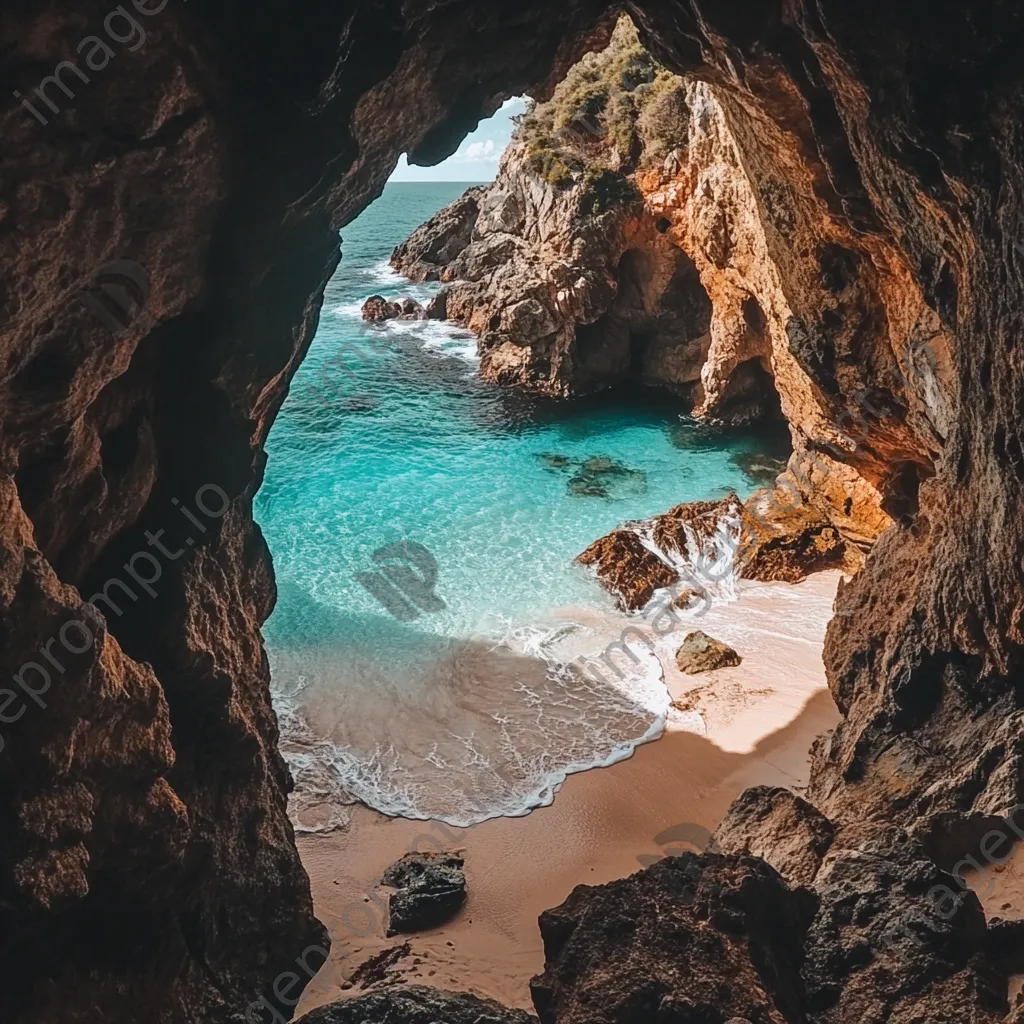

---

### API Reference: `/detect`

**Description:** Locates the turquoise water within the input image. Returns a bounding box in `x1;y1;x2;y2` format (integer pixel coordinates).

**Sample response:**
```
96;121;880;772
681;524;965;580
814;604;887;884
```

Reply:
255;182;782;829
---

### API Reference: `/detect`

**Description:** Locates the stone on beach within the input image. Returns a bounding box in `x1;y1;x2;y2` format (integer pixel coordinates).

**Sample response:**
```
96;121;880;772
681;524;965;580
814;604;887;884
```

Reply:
383;851;467;936
675;630;741;674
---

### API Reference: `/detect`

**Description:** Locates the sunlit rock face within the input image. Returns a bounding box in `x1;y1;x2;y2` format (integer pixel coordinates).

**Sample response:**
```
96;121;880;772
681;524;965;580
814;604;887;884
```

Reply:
390;18;956;551
1;0;1023;1022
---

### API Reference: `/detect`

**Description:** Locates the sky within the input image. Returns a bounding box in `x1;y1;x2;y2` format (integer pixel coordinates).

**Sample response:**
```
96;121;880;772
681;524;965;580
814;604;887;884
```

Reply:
388;97;529;183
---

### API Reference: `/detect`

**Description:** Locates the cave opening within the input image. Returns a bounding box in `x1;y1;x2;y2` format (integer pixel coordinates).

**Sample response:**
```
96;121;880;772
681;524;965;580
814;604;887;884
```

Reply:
4;1;1014;1022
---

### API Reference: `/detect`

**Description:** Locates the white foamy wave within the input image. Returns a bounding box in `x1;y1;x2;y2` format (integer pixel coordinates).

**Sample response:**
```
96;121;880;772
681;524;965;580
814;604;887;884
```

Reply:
632;505;743;612
418;323;480;365
332;300;366;319
366;259;406;287
270;624;669;830
379;317;480;366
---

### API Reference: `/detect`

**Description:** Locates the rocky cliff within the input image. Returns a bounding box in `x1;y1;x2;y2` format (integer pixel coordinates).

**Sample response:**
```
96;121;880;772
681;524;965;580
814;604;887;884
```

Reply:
391;16;959;552
3;1;1024;1022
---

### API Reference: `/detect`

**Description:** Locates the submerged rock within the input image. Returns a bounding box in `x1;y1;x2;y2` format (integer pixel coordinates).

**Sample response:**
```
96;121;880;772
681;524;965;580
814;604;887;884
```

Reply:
538;452;574;470
567;456;647;500
362;294;403;321
383;852;467;936
300;985;536;1023
567;476;608;497
674;630;741;674
580;456;620;474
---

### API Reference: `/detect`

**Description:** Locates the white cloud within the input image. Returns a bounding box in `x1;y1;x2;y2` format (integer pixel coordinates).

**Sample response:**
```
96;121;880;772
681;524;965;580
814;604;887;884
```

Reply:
462;139;500;162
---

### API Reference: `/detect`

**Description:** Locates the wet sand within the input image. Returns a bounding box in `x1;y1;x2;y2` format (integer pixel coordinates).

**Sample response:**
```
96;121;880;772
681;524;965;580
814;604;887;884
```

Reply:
294;571;843;1015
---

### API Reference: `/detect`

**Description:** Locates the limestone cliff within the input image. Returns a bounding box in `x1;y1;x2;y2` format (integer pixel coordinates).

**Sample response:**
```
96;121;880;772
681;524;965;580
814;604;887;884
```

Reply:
392;17;955;551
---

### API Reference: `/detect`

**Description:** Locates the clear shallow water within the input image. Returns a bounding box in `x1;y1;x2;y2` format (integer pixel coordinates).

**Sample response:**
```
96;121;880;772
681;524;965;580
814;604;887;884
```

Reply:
256;182;786;830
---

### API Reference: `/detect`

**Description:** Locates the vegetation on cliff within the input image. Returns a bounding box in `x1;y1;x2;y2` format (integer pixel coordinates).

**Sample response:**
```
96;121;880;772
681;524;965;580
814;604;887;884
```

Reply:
520;14;689;185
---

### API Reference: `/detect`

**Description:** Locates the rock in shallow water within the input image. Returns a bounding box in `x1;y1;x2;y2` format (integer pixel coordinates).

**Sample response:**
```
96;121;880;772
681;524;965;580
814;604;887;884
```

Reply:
383;852;467;936
298;985;537;1023
363;294;403;321
675;630;741;674
576;529;678;611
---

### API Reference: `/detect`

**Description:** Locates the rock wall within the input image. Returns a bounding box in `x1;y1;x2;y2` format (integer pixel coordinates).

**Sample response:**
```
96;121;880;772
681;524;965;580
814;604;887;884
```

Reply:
0;2;611;1021
389;21;956;547
2;0;1024;1022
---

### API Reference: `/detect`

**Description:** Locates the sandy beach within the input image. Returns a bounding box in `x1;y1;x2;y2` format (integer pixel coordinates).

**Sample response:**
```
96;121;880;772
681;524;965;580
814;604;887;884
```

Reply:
293;571;843;1015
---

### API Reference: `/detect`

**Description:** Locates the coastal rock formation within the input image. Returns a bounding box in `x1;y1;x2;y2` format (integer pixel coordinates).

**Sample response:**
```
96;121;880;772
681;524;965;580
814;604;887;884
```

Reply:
527;793;1008;1024
674;630;742;674
576;528;678;611
299;986;537;1024
529;853;815;1024
4;0;1024;1021
362;295;403;321
712;787;836;888
390;16;946;552
577;490;849;611
382;851;467;936
802;822;1005;1024
361;296;427;321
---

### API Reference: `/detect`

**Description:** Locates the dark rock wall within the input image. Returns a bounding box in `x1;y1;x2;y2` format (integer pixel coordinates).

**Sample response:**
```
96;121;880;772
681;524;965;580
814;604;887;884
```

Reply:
0;2;610;1021
1;0;1023;1021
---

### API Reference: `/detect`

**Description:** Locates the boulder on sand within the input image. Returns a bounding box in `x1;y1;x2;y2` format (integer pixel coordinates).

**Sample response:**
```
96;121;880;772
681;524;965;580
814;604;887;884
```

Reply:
675;630;741;674
383;851;467;936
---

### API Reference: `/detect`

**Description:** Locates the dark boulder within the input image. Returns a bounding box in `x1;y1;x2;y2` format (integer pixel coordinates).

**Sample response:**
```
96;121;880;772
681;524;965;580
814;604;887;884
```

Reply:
712;786;835;887
362;294;402;321
298;985;537;1024
529;852;816;1024
383;851;467;936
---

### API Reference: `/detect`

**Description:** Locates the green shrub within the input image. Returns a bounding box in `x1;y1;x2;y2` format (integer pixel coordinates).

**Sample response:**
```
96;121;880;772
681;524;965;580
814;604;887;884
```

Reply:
636;74;690;166
577;167;642;217
517;14;686;183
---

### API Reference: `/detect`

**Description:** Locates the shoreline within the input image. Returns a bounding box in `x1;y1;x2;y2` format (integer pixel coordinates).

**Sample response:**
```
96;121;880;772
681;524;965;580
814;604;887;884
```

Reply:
293;571;843;1015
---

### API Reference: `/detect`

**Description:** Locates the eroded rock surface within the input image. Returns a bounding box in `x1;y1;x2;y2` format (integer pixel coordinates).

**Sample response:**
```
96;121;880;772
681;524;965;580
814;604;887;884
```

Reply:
299;986;537;1024
4;0;1024;1020
712;787;835;888
577;489;850;610
528;792;1009;1024
383;851;467;936
530;853;815;1024
675;630;742;674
